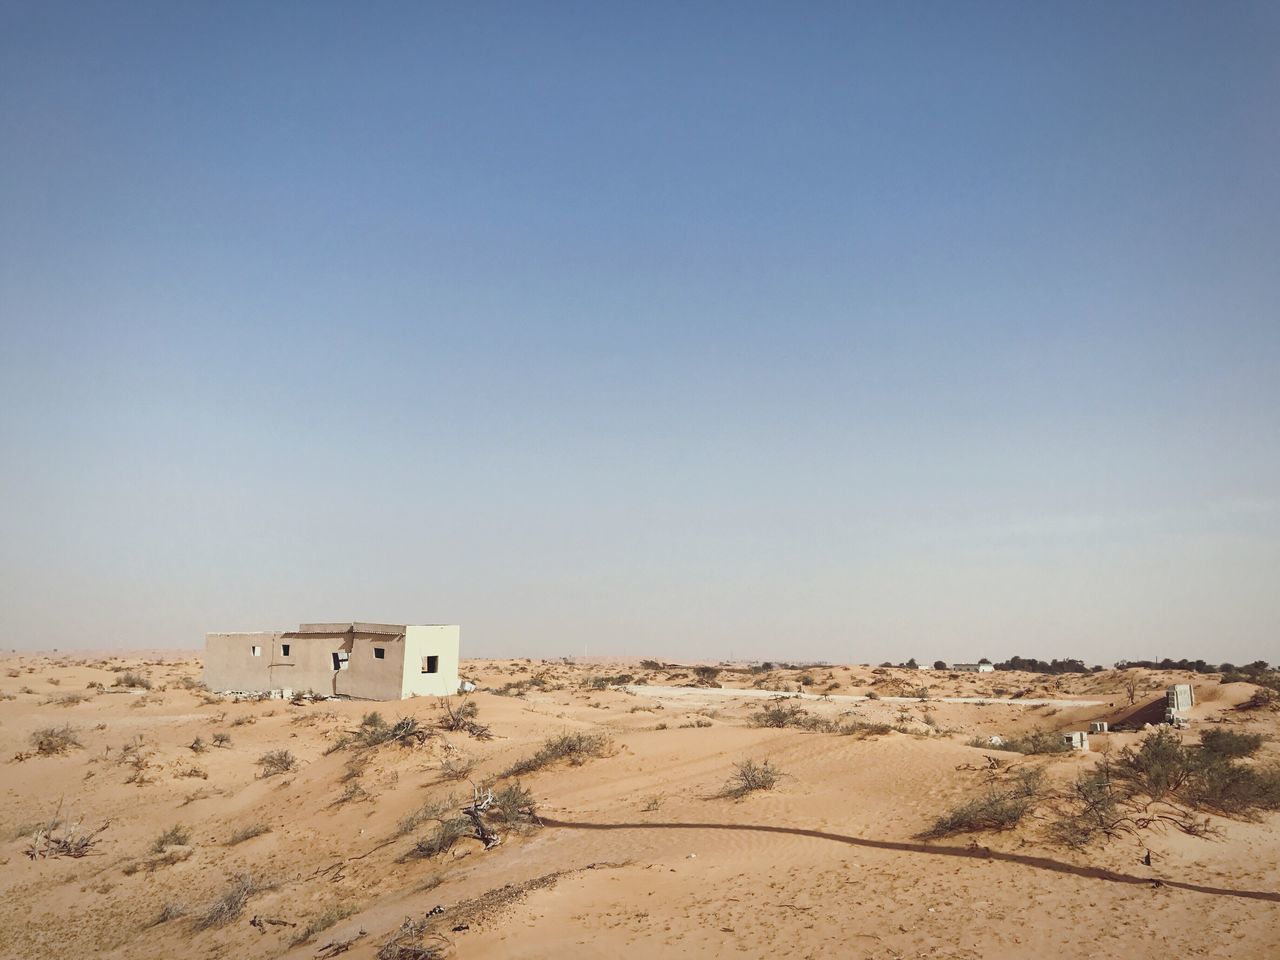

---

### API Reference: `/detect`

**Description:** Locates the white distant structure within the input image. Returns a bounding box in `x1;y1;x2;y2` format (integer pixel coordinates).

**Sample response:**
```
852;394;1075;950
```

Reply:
1166;683;1195;725
1089;721;1109;733
1063;731;1090;751
953;662;995;673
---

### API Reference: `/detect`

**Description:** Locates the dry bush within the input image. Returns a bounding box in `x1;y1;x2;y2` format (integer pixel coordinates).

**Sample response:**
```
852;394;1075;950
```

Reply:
230;714;255;727
920;768;1043;840
24;806;109;860
437;696;492;739
291;903;358;946
196;874;268;929
114;672;152;690
484;782;537;829
440;754;476;781
377;916;450;960
188;736;207;753
503;731;613;777
409;817;473;858
720;758;784;798
999;729;1070;755
44;692;90;707
356;713;429;748
30;725;82;755
151;824;191;852
228;822;270;845
211;732;231;748
150;901;187;926
397;795;455;837
256;750;298;778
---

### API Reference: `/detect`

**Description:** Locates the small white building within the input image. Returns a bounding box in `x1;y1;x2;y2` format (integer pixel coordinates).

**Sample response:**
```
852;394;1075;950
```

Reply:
1063;731;1090;751
204;621;461;700
954;662;995;673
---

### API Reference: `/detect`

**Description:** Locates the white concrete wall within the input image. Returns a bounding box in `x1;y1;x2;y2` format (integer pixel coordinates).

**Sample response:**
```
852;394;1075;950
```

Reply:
401;625;461;697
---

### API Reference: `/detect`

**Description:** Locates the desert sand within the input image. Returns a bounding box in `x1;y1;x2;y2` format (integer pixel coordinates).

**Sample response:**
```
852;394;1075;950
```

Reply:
2;655;1277;959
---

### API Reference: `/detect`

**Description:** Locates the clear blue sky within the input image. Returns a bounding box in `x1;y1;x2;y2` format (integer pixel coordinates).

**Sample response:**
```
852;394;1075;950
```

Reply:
1;2;1277;663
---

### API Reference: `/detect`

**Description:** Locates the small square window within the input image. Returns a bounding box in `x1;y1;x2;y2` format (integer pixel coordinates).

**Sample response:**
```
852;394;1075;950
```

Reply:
281;644;291;657
374;647;386;660
332;651;350;671
250;645;261;657
422;655;439;674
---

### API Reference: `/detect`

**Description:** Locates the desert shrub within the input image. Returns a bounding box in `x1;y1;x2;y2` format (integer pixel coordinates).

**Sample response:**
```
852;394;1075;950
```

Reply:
1185;760;1280;817
1198;728;1263;760
1110;729;1193;801
410;817;473;858
640;660;662;670
230;715;255;727
256;750;298;778
114;672;152;690
189;736;207;753
30;725;82;755
397;795;455;837
679;717;714;728
1001;729;1070;755
45;692;90;706
1237;686;1280;710
720;758;783;798
503;731;613;777
920;770;1042;839
150;901;187;925
866;690;880;700
437;697;491;738
693;666;721;684
196;874;266;929
486;782;537;828
291;903;358;946
151;825;190;852
751;702;813;728
378;917;450;960
228;822;270;845
211;732;231;747
440;754;475;781
837;719;893;737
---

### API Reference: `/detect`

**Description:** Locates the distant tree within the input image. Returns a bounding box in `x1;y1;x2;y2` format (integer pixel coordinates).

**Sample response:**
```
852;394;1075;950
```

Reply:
933;660;947;670
906;658;919;669
978;657;992;665
1122;674;1140;705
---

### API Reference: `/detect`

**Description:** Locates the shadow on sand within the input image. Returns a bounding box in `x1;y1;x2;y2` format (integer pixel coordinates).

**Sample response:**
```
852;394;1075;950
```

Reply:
540;817;1280;903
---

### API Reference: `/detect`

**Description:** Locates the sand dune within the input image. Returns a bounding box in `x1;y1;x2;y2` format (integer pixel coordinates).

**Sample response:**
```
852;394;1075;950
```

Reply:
1;656;1276;959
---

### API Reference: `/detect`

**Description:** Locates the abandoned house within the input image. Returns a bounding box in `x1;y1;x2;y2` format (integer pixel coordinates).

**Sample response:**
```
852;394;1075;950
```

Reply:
953;662;995;673
203;622;461;700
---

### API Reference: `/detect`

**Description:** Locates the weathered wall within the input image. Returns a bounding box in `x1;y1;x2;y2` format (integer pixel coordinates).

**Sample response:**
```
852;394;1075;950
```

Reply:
204;627;461;700
402;625;461;697
203;632;283;692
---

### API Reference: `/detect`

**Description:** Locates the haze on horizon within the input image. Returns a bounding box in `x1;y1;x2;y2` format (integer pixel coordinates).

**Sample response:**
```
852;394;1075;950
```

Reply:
1;2;1277;665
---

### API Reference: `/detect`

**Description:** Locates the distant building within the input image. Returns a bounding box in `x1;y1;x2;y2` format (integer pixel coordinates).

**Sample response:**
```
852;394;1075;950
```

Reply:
953;662;995;673
204;621;461;700
1166;683;1195;724
1063;731;1090;751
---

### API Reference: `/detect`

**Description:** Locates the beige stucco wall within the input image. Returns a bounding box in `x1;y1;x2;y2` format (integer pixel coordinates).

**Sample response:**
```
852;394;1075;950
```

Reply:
204;625;461;700
402;625;461;697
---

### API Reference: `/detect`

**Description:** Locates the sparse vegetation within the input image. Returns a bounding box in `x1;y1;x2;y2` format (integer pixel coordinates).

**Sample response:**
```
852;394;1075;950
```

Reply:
920;768;1043;839
256;749;298;778
151;824;191;852
292;903;358;946
440;754;476;781
720;758;783;798
30;725;82;755
503;731;613;777
437;696;492;739
114;672;152;690
228;822;271;845
196;874;268;929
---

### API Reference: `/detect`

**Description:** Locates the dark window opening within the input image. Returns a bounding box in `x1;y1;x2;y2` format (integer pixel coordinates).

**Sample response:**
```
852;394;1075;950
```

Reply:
281;644;291;657
374;647;386;660
422;655;439;674
332;651;349;671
